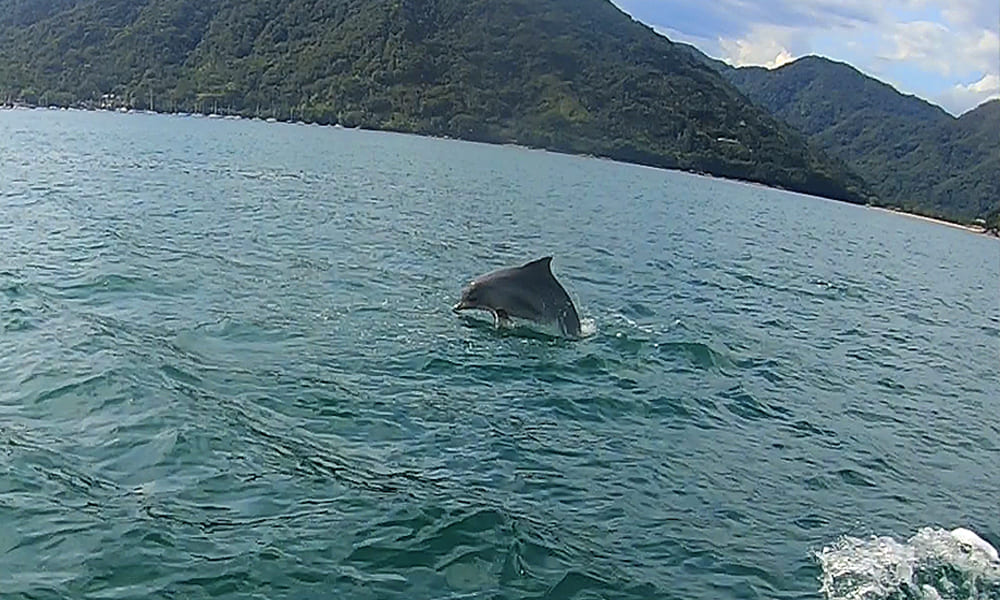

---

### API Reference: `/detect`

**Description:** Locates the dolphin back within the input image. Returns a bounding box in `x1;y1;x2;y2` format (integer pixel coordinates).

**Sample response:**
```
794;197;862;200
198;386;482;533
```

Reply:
516;257;581;337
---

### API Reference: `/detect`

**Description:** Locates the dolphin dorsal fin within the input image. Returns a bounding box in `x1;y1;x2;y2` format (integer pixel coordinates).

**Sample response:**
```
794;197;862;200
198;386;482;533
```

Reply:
520;256;553;273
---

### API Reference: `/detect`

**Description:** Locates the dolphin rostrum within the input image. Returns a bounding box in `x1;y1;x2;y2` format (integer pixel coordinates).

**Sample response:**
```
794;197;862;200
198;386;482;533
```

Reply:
452;256;582;337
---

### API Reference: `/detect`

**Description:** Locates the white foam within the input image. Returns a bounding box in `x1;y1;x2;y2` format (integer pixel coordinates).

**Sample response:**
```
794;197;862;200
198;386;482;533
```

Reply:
579;317;597;338
817;526;1000;600
951;527;999;562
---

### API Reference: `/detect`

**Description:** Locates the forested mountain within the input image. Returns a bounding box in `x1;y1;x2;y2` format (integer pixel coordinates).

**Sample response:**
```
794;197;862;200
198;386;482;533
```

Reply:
717;56;999;224
0;0;869;203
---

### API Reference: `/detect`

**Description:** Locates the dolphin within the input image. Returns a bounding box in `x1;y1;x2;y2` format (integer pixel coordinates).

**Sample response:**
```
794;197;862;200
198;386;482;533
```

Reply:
452;256;582;337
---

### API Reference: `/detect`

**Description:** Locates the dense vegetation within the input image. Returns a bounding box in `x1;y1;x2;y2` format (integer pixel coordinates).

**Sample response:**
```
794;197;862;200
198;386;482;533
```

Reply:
0;0;870;203
717;56;999;226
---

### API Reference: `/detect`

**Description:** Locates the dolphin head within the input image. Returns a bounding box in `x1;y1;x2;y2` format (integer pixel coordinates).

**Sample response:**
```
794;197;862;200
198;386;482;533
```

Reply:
452;280;495;314
452;271;518;326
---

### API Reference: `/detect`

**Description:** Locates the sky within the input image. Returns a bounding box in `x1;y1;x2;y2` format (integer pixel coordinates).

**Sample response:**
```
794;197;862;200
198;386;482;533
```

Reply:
611;0;1000;116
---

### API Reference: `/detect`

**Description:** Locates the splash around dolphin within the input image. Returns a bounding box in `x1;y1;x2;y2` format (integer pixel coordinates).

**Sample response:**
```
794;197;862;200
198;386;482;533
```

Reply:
452;256;582;338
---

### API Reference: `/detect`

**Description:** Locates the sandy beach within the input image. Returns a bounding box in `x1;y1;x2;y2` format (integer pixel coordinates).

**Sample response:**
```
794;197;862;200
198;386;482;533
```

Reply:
868;205;994;237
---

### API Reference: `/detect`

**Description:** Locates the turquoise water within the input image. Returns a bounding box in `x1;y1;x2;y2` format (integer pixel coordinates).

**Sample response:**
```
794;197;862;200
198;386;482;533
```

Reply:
1;109;998;599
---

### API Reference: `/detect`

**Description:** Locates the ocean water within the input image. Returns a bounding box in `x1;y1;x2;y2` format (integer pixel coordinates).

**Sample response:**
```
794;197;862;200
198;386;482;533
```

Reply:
1;108;998;600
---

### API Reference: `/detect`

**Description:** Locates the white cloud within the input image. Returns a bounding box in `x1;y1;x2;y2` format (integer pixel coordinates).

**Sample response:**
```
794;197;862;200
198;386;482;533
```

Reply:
941;0;999;28
880;21;952;74
967;29;1000;74
875;17;999;113
717;25;799;69
879;20;998;77
964;72;1000;94
937;73;1000;114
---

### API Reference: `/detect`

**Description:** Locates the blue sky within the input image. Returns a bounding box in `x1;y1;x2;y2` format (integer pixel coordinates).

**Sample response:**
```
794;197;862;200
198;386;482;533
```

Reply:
611;0;1000;116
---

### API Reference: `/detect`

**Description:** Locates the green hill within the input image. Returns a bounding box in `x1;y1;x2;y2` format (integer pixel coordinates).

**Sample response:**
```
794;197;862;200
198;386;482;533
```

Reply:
718;55;1000;224
0;0;869;203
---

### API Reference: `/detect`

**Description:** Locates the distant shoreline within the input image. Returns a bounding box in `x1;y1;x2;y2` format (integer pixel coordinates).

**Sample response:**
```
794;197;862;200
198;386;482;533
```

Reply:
3;103;996;239
866;206;998;239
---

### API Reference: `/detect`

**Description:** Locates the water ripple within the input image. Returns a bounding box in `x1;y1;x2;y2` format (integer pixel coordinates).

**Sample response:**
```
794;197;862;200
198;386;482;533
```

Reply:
1;109;997;600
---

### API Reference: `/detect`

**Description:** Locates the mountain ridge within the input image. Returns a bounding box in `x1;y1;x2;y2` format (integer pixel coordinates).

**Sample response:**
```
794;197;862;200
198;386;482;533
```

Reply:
0;0;870;203
675;45;998;226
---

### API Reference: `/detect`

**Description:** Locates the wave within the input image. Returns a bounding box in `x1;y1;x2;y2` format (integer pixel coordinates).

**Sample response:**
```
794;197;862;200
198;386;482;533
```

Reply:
817;526;1000;599
342;504;661;598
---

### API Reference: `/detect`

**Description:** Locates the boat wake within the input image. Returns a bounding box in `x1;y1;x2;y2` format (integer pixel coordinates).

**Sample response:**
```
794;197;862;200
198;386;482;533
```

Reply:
817;527;1000;599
